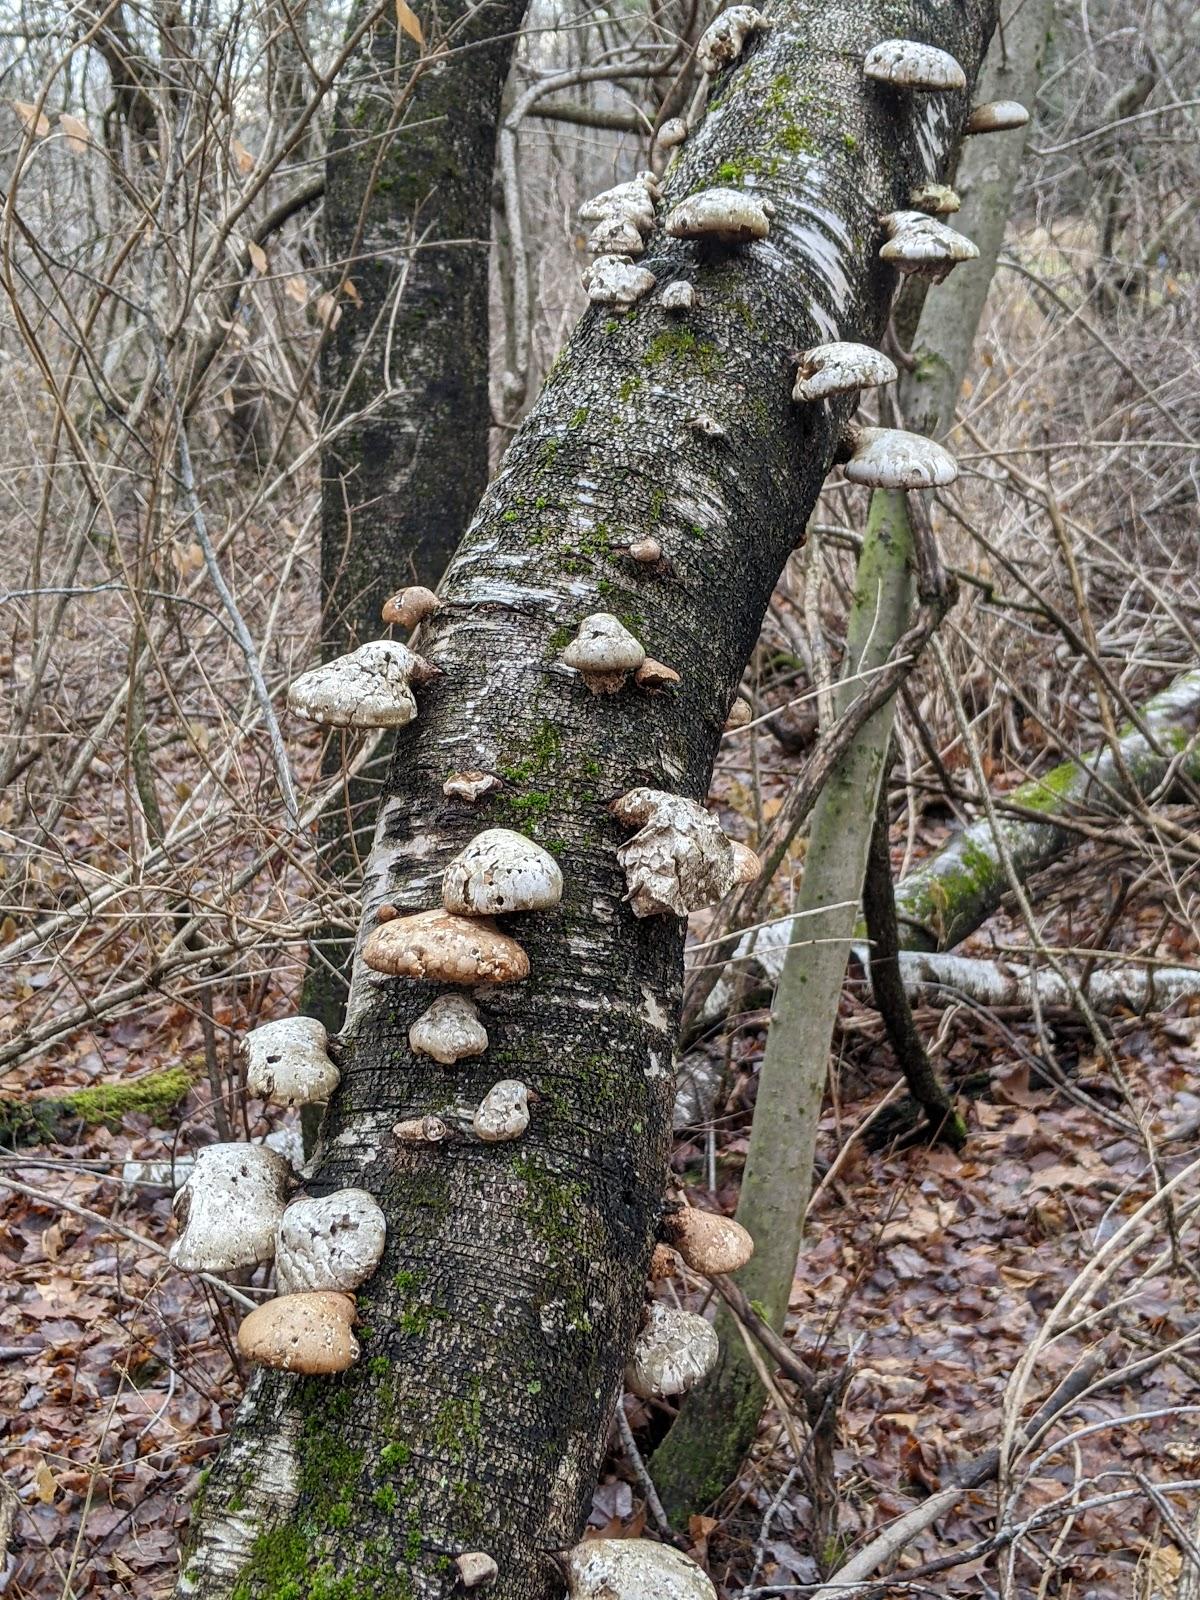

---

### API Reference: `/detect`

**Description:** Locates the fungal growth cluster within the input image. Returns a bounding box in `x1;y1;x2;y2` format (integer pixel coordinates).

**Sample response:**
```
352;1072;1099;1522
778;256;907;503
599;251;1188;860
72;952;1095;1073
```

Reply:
579;172;661;305
695;5;770;75
611;788;760;917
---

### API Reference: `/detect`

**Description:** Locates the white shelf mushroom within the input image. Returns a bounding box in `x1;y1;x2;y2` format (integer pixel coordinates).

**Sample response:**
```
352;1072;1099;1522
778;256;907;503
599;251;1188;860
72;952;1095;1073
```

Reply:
456;1553;498;1590
443;770;502;803
565;1540;717;1600
244;1016;339;1108
275;1188;387;1294
363;910;529;985
612;788;761;917
791;341;897;404
169;1143;292;1272
287;640;433;729
393;1114;449;1144
581;255;657;308
843;426;958;490
665;188;771;246
656;117;688;149
863;38;966;91
237;1291;359;1375
625;1300;719;1399
879;210;979;281
966;99;1030;133
628;536;662;563
442;828;563;916
472;1079;531;1143
588;215;646;258
561;613;646;694
381;585;440;629
578;178;656;232
409;994;489;1064
660;279;696;314
665;1206;755;1275
909;181;961;214
696;6;770;74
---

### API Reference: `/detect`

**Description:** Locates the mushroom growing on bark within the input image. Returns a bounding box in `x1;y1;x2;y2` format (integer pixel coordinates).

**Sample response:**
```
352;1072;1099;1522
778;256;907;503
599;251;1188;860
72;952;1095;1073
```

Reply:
909;181;961;214
381;585;440;629
628;536;662;563
275;1189;387;1294
442;828;563;915
966;99;1030;133
723;697;753;732
409;994;489;1064
612;788;760;917
878;211;979;281
655;117;688;149
561;612;646;694
170;1144;293;1272
443;770;502;803
625;1301;720;1399
455;1553;498;1590
588;216;646;258
581;255;656;308
665;188;772;246
791;341;897;403
393;1114;449;1144
696;5;770;74
578;178;656;232
243;1016;339;1107
565;1539;717;1600
362;910;530;984
471;1079;531;1143
286;640;433;729
863;37;966;90
843;426;959;489
635;658;681;692
665;1206;755;1275
237;1291;359;1374
660;280;696;313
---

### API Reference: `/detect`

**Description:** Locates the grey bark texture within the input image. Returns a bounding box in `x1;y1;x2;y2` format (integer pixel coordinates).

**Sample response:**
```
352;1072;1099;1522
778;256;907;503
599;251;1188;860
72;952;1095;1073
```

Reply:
178;1;997;1594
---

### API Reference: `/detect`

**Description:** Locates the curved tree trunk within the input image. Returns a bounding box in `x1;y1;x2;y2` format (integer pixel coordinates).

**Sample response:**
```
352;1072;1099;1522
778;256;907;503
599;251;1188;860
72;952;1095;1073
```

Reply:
178;2;996;1594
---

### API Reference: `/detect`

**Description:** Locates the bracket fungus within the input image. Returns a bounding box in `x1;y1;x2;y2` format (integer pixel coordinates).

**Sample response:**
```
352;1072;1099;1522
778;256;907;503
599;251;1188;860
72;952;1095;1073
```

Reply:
578;177;657;232
656;116;688;149
588;215;646;258
394;1114;449;1144
275;1188;387;1295
381;584;440;630
665;1206;755;1275
561;612;646;694
170;1144;293;1273
442;827;563;916
635;658;681;692
660;279;696;314
612;788;760;917
472;1079;531;1143
243;1016;339;1108
966;99;1030;133
443;770;502;803
362;909;530;985
909;181;961;215
565;1539;717;1600
409;994;489;1064
625;1300;720;1399
696;6;770;74
287;640;433;729
650;1243;682;1280
843;426;958;490
628;535;662;563
455;1553;498;1590
581;254;657;308
879;211;979;282
791;341;897;404
237;1291;358;1375
665;187;771;246
723;697;753;732
863;38;966;91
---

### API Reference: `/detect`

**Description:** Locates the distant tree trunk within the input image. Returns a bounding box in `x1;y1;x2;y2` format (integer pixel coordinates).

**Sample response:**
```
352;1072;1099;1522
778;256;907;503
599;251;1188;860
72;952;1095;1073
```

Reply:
178;2;996;1594
302;0;526;1036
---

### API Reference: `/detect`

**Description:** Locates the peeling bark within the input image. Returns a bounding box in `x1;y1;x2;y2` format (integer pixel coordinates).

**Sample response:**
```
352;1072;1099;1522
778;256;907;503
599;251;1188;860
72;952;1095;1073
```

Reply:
180;1;996;1594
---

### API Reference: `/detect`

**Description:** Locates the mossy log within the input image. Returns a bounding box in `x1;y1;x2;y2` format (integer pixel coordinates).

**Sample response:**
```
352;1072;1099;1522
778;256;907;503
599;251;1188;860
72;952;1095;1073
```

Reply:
0;1065;193;1145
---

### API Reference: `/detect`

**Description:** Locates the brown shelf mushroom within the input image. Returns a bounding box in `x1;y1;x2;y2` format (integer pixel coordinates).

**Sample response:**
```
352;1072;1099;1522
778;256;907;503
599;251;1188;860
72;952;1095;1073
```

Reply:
237;1291;359;1374
362;910;529;984
443;770;502;803
381;585;440;629
966;99;1030;133
665;1206;755;1275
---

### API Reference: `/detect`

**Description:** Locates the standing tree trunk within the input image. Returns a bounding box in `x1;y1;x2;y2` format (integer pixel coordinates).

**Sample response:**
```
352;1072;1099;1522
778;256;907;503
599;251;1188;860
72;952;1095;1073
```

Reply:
178;2;996;1594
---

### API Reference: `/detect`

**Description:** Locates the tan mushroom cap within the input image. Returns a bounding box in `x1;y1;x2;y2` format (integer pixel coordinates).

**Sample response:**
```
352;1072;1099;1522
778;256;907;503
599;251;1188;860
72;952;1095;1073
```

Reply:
731;841;761;884
724;697;753;732
456;1552;498;1590
636;658;681;691
237;1291;358;1375
650;1243;682;1281
666;1207;755;1274
966;99;1030;133
665;188;772;246
382;585;440;629
629;536;662;563
362;910;529;984
909;181;961;215
443;770;502;803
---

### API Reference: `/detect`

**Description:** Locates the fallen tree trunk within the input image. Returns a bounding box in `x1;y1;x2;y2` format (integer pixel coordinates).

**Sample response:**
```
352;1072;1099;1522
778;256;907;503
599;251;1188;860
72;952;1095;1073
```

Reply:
178;2;996;1593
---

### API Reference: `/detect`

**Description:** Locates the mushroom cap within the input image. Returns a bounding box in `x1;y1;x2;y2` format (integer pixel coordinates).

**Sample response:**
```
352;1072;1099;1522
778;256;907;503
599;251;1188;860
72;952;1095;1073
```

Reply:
170;1143;292;1272
456;1553;498;1590
731;841;761;884
562;613;646;680
660;279;696;313
409;994;490;1064
628;536;662;563
394;1114;449;1143
666;1207;755;1274
613;788;746;917
381;585;440;629
287;640;424;729
696;6;770;75
792;341;898;403
581;254;657;308
723;697;753;732
443;770;502;803
275;1188;387;1294
625;1301;720;1398
237;1291;359;1375
578;179;656;230
635;658;681;691
665;188;770;245
843;427;958;489
472;1079;530;1143
565;1540;717;1600
863;38;966;90
442;827;563;916
650;1243;681;1281
362;910;530;985
589;216;645;258
966;98;1030;133
244;1016;339;1108
909;181;961;214
656;117;688;148
879;215;978;278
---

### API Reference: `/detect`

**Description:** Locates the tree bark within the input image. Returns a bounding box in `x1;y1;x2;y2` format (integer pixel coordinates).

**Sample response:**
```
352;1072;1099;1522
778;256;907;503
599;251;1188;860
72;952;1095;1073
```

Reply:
178;2;996;1594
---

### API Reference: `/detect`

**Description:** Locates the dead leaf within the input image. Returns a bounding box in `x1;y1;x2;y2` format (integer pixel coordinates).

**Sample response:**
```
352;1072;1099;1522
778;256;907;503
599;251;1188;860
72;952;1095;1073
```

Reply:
13;100;50;138
59;112;91;152
314;291;342;329
285;275;309;305
247;239;268;275
231;137;255;174
33;1458;57;1504
395;0;425;46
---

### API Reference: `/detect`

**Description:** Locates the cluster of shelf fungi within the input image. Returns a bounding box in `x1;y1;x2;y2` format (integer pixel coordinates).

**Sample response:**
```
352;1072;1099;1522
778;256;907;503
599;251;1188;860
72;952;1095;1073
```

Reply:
169;17;1026;1597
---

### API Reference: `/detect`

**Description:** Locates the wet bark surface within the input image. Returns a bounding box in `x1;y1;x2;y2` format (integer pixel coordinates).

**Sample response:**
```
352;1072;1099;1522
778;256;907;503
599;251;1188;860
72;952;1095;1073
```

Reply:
180;1;996;1594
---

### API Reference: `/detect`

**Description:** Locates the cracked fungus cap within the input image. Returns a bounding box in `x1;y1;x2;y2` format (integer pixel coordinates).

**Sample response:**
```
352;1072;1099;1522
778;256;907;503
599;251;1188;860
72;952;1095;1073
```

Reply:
455;1553;498;1590
409;993;489;1065
169;1143;293;1273
966;98;1031;133
243;1016;339;1108
588;215;646;258
909;181;961;214
472;1079;530;1143
381;584;440;629
665;188;771;246
863;38;966;91
442;827;563;916
613;787;751;917
792;341;897;403
696;6;770;74
578;177;657;231
362;910;529;984
625;1301;719;1399
275;1188;386;1295
286;640;430;729
581;254;657;308
666;1206;755;1274
843;427;958;490
237;1291;358;1374
565;1539;717;1600
660;279;696;313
